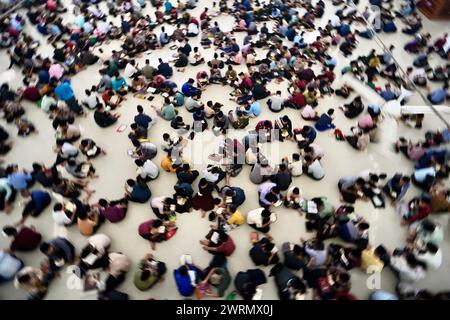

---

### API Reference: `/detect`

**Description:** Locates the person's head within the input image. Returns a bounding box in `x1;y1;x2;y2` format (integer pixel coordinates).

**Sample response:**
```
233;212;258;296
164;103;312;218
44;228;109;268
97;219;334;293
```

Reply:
292;153;300;161
338;272;350;283
137;105;144;114
400;176;411;185
271;186;280;194
188;78;195;85
126;179;136;187
132;139;141;148
426;242;439;254
39;242;53;255
2;226;17;237
422;220;436;233
327;108;335;116
98;198;108;207
292;187;300;195
358;222;370;231
134;159;144;167
77;209;88;220
17;273;31;284
163;133;170;141
140;269;151;281
178;264;189;275
405;253;426;270
32;162;43;172
279;163;287;171
315;241;325;250
152;219;163;230
261;209;272;218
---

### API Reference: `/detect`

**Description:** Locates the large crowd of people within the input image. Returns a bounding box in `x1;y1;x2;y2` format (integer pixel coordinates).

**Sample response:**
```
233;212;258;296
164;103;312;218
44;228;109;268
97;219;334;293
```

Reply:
0;0;449;300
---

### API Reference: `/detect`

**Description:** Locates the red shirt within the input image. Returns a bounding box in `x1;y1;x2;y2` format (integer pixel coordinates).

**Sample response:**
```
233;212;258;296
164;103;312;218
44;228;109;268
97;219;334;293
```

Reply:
288;92;306;108
22;87;41;102
217;236;235;256
239;77;253;90
200;11;208;20
406;205;431;224
10;227;42;251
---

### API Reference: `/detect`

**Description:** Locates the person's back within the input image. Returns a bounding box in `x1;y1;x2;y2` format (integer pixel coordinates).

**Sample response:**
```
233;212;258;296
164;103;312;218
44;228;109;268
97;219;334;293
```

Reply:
9;226;42;252
174;265;197;296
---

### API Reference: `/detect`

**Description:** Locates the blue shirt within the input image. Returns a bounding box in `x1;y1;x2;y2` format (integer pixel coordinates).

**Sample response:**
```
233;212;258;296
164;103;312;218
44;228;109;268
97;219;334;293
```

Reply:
55;81;74;101
380;90;397;101
38;70;50;84
430;88;447;104
181;82;199;97
315;114;335;131
325;57;337;67
112;77;128;92
174;265;199;296
31;191;51;212
134;114;152;129
245;102;262;117
414;167;436;183
7;172;33;191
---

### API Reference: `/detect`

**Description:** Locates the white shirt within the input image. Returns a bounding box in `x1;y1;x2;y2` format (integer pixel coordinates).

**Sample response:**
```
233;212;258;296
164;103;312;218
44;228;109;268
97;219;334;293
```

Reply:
83;94;98;109
138;160;159;179
309;144;325;159
61;142;78;158
0;251;22;279
124;63;138;78
307;159;325;180
151;196;167;212
203;168;219;183
416;249;442;269
305;247;327;266
188;23;199;35
52;210;71;226
247;208;265;227
289;160;303;176
331;15;341;27
88;234;111;254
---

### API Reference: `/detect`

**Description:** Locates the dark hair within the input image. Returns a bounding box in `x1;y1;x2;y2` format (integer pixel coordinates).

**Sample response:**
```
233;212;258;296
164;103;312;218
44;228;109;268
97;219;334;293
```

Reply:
17;274;31;284
140;270;151;281
2;226;17;236
261;209;272;218
127;179;136;187
39;242;51;254
358;222;370;230
421;220;436;232
292;187;300;194
137;105;144;113
405;253;427;270
153;219;163;228
339;272;350;283
426;242;439;254
179;265;188;275
135;159;144;167
53;203;63;211
98;198;108;207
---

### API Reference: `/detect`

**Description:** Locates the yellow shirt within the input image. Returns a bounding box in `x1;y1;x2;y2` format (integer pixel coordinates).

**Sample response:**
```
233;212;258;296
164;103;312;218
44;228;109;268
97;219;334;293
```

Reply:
228;210;245;225
360;249;384;272
160;155;176;172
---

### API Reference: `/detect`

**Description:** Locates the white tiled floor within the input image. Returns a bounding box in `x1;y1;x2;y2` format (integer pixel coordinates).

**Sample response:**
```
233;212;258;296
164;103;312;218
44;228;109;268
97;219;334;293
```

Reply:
0;0;450;300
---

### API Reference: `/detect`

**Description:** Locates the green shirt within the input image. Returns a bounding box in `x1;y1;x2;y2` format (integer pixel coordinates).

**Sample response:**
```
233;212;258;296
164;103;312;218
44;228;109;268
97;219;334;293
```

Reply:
161;104;176;120
319;197;334;219
209;268;231;297
133;259;164;291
